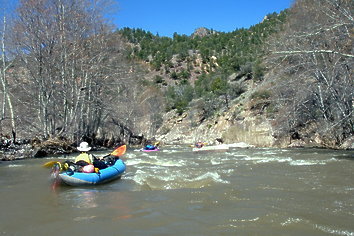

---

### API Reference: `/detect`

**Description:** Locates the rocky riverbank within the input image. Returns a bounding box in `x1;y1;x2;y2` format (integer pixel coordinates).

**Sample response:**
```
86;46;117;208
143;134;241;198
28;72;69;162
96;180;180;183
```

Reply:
154;105;354;150
0;132;146;161
0;136;73;161
1;118;353;161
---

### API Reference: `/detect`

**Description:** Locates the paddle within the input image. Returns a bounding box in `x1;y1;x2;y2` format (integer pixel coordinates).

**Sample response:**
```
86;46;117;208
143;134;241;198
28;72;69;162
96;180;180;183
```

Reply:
42;144;127;168
43;161;60;168
110;144;126;157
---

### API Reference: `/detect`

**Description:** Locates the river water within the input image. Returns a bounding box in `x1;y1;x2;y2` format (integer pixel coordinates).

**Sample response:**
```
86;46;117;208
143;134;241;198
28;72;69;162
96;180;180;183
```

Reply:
0;146;353;235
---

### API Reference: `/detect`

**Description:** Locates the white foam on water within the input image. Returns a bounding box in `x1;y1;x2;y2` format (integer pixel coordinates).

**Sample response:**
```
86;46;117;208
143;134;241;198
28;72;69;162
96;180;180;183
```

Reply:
161;149;179;153
125;156;186;167
210;159;222;165
229;152;338;166
280;217;304;226
128;169;149;185
315;225;354;236
8;164;24;168
124;152;186;168
125;159;151;166
289;159;327;166
231;154;248;157
129;167;229;189
243;156;293;164
73;216;96;221
191;172;230;184
229;217;260;222
125;152;138;157
260;151;279;155
281;217;354;236
149;155;187;167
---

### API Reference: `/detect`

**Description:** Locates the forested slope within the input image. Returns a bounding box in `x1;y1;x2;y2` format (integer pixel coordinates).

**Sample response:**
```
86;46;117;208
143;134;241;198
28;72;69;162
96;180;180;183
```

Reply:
118;0;353;148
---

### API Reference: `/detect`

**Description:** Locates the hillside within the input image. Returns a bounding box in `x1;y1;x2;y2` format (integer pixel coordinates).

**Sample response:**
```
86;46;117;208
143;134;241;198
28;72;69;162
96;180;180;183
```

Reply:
117;1;353;149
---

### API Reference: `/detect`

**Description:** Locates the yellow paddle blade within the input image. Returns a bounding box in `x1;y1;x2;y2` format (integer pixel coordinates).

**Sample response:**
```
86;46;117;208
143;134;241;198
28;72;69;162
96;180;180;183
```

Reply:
42;161;60;168
111;145;126;157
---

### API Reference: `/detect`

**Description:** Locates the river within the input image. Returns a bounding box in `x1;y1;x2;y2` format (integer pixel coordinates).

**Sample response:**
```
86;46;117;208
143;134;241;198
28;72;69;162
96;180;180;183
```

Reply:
0;146;353;235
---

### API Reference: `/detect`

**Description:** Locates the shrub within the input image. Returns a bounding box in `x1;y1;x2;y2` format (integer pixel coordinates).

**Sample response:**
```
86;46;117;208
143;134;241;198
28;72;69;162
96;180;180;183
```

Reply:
251;90;271;100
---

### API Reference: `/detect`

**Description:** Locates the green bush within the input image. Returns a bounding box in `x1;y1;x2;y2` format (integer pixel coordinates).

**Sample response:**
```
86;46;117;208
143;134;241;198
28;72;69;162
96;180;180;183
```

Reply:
154;75;164;84
251;90;272;100
165;83;194;114
252;59;264;81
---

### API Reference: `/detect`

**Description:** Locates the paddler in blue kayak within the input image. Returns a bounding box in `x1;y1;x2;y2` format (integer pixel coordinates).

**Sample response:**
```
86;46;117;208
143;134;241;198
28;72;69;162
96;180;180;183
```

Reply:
143;141;160;150
75;142;107;172
195;141;205;148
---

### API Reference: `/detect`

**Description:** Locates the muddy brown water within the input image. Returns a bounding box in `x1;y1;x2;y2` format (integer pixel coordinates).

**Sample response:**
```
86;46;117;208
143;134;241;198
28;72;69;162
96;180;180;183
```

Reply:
1;147;353;235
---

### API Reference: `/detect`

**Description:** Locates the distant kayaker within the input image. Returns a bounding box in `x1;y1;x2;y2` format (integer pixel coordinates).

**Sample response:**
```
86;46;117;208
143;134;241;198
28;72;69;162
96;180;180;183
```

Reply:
144;141;160;150
195;141;204;148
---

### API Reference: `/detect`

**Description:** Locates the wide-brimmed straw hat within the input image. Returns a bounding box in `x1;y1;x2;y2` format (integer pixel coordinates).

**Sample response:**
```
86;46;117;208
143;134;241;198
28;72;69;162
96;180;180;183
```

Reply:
77;142;91;152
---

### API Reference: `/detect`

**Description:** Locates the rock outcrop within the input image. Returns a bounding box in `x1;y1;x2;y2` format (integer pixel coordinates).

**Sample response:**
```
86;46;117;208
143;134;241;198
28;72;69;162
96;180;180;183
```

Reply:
155;101;276;147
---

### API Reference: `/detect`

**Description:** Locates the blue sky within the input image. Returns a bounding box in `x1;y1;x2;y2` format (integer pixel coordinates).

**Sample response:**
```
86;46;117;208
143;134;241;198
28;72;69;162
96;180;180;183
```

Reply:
2;0;293;37
114;0;293;37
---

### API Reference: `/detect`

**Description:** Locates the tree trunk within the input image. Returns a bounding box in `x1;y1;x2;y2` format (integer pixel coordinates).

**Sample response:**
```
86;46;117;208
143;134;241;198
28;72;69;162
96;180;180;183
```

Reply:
1;14;16;142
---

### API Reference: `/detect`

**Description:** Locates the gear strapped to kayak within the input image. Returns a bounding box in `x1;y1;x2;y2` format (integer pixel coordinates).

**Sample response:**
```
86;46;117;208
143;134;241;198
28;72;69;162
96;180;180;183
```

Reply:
47;145;127;187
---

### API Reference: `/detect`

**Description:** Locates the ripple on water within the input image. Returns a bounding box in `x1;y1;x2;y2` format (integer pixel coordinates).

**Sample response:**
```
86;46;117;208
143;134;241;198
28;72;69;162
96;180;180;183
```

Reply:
128;167;229;190
8;164;25;168
281;217;354;236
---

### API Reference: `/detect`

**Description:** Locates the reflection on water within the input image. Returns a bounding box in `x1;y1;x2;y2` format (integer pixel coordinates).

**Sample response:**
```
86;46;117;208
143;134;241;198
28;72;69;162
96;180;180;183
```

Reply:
69;190;98;209
0;147;353;235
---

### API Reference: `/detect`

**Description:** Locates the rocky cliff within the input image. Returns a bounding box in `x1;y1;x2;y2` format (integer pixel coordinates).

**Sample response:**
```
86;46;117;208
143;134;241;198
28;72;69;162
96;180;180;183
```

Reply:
155;106;275;147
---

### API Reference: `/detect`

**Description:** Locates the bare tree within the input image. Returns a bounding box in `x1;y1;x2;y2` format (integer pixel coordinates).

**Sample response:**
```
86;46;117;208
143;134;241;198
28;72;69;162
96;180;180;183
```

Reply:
11;0;116;141
268;0;353;146
3;0;164;145
101;52;165;141
0;6;16;142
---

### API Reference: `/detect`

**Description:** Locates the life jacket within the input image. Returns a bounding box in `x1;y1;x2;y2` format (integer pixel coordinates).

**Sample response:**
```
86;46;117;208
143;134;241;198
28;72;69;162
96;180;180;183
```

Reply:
75;152;94;164
145;144;155;150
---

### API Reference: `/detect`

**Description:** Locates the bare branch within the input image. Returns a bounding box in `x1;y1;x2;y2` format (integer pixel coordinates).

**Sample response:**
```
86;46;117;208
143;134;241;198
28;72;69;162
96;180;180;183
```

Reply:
272;49;354;58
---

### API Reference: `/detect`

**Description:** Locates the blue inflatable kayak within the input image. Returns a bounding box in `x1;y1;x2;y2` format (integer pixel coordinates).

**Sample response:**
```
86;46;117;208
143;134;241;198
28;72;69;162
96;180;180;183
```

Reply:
58;159;126;186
